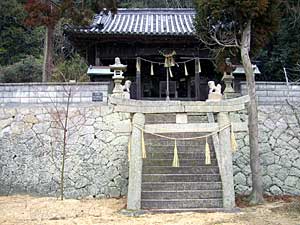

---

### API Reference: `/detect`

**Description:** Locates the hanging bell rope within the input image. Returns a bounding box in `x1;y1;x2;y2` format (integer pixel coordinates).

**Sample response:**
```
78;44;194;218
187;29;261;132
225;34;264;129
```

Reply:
163;51;176;68
184;63;189;76
205;137;211;165
172;139;180;167
231;125;238;152
150;63;154;76
141;131;147;159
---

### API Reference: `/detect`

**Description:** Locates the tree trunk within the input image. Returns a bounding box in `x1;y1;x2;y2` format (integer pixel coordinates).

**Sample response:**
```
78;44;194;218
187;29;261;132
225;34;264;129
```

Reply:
240;20;264;204
60;87;71;200
42;25;54;82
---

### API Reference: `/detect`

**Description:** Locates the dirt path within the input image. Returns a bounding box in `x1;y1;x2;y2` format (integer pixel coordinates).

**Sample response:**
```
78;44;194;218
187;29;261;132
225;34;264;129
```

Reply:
0;195;299;225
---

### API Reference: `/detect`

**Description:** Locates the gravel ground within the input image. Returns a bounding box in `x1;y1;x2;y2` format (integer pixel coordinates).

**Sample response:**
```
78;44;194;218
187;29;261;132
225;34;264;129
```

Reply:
0;195;299;225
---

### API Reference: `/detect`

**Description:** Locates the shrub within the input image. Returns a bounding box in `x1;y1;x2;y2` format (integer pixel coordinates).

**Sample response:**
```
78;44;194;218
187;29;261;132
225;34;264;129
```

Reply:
51;54;90;82
0;55;42;83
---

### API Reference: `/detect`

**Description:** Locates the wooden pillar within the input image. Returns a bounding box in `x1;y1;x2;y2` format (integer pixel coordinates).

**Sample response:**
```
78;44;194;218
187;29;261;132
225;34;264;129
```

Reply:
136;57;142;100
187;77;191;99
95;47;100;66
194;58;201;100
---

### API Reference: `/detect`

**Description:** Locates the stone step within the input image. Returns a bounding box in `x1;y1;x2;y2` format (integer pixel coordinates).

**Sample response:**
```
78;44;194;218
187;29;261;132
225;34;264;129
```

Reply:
143;159;218;167
145;139;212;146
142;182;222;191
145;152;216;160
141;130;221;210
142;174;221;182
145;208;233;213
145;114;176;124
143;166;219;174
141;199;223;209
142;190;223;200
188;115;209;123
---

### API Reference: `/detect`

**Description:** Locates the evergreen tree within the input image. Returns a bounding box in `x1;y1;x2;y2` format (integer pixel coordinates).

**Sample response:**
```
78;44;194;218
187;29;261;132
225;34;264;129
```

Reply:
194;0;280;204
24;0;117;82
0;0;43;66
259;0;300;81
24;0;60;82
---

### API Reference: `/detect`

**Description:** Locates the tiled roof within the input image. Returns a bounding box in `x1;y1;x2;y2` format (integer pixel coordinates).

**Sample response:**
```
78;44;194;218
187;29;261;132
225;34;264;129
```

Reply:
73;8;196;36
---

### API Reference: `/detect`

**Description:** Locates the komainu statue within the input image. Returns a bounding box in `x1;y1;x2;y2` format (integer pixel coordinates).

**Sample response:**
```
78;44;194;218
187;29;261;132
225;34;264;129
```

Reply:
206;81;223;102
122;80;131;99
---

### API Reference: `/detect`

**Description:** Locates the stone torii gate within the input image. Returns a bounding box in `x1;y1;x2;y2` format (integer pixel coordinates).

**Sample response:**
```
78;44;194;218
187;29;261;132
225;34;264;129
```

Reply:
109;57;249;211
110;95;249;211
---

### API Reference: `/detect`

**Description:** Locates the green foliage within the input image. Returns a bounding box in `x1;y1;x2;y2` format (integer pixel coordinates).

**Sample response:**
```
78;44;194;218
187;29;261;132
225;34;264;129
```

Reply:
258;1;300;81
194;0;280;69
0;56;42;83
0;0;43;66
51;54;90;82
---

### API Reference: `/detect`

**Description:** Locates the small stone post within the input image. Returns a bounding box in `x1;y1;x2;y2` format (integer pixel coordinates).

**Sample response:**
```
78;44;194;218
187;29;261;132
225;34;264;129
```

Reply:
217;112;235;209
127;113;145;210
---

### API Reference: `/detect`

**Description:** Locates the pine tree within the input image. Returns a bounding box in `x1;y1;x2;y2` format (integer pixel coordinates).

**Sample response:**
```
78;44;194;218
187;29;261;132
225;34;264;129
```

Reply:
194;0;280;204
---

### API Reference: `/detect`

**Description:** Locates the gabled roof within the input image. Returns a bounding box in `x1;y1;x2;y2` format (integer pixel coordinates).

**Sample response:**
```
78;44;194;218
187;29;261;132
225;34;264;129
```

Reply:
70;8;196;36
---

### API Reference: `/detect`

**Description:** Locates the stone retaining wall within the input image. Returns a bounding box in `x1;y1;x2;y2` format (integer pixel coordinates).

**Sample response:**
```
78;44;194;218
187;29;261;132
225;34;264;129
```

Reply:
232;104;300;195
0;82;300;197
0;82;110;104
241;81;300;104
0;104;131;198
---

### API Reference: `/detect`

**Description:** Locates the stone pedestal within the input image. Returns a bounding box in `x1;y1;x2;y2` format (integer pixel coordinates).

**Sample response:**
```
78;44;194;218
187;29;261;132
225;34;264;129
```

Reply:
224;92;241;99
206;92;223;102
222;73;235;93
222;73;240;99
127;113;145;210
112;75;124;95
217;112;235;209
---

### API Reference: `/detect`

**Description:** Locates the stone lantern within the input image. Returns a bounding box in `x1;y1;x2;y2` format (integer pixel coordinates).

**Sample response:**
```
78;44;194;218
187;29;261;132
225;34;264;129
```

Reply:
109;57;127;96
222;58;239;99
222;73;235;93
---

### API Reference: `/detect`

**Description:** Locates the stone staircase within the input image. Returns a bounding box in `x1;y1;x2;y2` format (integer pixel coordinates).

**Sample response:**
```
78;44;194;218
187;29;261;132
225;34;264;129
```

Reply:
141;114;223;211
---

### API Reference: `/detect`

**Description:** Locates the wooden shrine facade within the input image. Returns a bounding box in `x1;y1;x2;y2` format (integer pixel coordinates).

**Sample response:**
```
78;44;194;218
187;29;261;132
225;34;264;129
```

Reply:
65;8;216;100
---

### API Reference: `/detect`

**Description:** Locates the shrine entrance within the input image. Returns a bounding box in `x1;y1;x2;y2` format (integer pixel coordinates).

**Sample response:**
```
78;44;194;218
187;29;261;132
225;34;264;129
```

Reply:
132;56;216;101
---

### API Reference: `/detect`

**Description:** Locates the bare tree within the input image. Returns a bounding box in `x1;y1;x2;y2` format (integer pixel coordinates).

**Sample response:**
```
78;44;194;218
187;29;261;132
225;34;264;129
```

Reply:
47;74;87;200
32;71;87;200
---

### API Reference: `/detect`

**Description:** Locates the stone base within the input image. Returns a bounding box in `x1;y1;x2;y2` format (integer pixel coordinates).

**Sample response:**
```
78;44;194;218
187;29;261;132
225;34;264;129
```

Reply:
206;93;223;102
111;92;130;99
224;92;241;99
